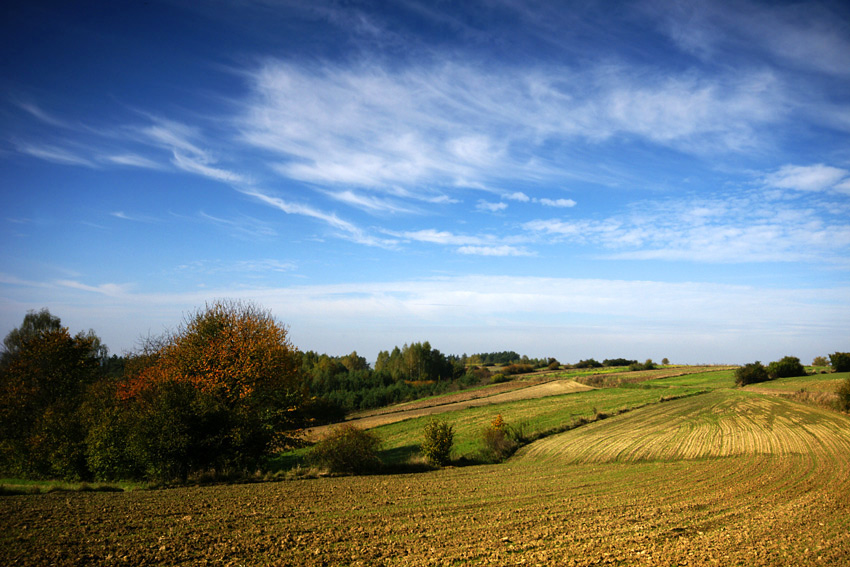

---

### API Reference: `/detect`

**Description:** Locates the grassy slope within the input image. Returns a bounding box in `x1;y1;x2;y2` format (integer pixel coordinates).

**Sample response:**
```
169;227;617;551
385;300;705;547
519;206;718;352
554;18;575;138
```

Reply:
517;387;850;464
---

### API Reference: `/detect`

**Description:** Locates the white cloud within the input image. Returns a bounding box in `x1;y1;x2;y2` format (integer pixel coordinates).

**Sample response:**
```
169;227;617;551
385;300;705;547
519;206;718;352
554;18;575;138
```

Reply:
110;211;158;223
322;190;416;214
3;275;847;363
171;152;247;184
239;188;396;248
240;58;785;196
505;192;531;202
105;154;163;170
538;198;577;208
54;280;130;297
524;188;850;264
764;164;849;192
476;200;508;213
16;143;95;167
649;0;850;77
456;245;533;257
393;229;487;246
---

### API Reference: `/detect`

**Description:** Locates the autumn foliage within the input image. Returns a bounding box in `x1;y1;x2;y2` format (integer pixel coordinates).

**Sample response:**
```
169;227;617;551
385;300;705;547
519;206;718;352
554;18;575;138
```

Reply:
121;300;300;403
115;300;305;480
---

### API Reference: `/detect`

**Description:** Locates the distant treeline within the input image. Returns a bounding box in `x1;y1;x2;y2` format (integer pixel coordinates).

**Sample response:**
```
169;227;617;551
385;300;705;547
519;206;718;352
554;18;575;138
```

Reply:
301;342;468;413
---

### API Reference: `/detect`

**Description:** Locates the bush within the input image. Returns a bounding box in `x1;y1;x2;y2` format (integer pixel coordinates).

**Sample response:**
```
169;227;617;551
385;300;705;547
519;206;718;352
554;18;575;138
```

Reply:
603;358;637;367
830;352;850;373
421;419;454;467
502;363;534;375
836;376;850;412
547;360;561;370
812;356;829;367
735;361;770;386
479;415;518;463
490;373;509;384
629;359;656;371
766;356;806;379
574;359;602;369
308;424;382;474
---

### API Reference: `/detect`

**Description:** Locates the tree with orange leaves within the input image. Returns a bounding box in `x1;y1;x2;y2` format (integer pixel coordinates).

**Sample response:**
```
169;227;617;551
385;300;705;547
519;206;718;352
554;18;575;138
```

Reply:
118;300;304;480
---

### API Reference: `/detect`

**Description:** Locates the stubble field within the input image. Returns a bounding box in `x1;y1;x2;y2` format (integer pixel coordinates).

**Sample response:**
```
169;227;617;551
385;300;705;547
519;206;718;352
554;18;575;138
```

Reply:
2;369;849;566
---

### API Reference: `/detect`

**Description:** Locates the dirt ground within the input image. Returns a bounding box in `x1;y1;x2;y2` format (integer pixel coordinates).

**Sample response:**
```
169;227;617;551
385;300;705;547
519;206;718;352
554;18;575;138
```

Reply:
2;449;847;566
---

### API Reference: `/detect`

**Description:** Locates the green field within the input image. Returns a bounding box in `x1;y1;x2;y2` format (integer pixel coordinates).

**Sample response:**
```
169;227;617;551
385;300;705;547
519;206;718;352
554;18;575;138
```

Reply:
2;368;849;566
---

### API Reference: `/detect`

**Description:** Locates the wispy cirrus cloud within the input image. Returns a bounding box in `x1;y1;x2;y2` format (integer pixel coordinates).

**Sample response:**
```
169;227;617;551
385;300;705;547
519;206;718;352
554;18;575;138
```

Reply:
524;186;850;264
648;0;850;77
104;153;164;170
240;58;787;195
110;211;159;223
15;142;96;167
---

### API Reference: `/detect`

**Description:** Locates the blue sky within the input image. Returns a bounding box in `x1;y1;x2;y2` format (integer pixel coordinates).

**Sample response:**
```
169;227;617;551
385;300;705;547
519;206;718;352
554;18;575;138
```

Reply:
2;0;849;364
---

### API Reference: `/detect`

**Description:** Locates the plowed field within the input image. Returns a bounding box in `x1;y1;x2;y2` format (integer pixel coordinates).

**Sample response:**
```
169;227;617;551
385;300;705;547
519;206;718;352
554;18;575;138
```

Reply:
2;373;849;566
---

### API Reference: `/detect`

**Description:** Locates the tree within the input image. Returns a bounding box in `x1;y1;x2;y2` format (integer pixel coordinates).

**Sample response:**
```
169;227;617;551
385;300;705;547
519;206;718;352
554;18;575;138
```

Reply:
0;309;104;479
119;300;304;478
735;361;770;386
421;418;454;467
661;358;670;365
766;356;806;379
830;352;850;373
812;356;829;367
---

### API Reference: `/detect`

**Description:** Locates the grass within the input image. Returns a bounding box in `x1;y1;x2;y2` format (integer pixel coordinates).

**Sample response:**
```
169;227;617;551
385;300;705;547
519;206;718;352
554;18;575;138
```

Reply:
369;385;705;464
518;388;850;464
0;478;144;495
746;371;848;393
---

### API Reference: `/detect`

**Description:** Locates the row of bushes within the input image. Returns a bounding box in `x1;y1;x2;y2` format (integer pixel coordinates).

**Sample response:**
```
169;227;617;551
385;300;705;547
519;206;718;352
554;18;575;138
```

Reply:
735;353;849;387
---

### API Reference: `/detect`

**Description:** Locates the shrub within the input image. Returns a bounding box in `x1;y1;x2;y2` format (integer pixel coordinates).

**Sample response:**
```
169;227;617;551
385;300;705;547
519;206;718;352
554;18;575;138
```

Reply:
603;358;637;367
479;415;520;463
502;363;534;375
574;358;602;369
421;419;454;467
766;356;806;379
830;352;850;373
490;373;509;384
735;361;770;386
547;360;561;370
661;358;670;365
628;359;656;371
308;424;382;474
812;356;829;367
836;376;850;412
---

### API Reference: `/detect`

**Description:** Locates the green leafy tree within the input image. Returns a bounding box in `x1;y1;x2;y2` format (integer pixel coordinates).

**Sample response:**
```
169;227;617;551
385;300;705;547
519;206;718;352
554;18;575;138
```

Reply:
812;356;829;367
735;361;770;386
830;352;850;373
421;418;454;466
766;356;806;379
0;309;104;479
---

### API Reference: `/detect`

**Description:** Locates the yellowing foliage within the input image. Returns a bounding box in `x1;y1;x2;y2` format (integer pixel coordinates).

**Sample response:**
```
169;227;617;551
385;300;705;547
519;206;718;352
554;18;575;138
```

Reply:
121;300;300;405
